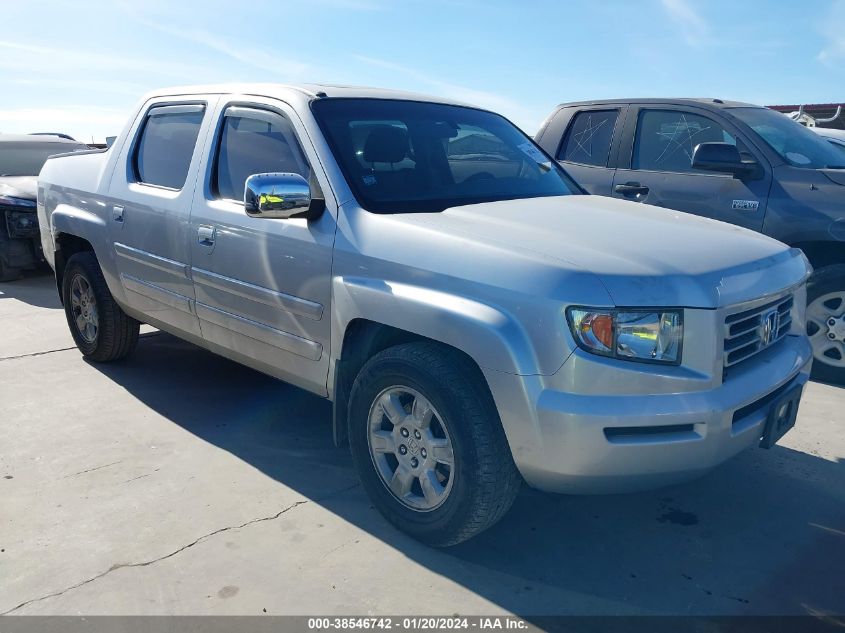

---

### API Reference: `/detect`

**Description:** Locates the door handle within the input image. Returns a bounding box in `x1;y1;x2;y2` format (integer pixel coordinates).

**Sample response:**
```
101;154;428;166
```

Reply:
197;225;216;247
112;205;124;223
614;182;650;198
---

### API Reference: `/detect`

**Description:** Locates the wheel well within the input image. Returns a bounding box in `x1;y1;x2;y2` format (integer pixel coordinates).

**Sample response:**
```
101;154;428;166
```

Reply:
331;319;487;447
793;241;845;272
54;233;94;304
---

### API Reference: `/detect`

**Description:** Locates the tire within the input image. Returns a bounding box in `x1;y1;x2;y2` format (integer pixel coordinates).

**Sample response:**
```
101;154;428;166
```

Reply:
348;341;521;547
62;252;140;362
806;264;845;385
0;258;22;282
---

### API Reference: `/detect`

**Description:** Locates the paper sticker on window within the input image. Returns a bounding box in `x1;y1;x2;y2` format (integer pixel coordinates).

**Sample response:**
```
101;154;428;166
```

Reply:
518;142;551;166
363;175;377;186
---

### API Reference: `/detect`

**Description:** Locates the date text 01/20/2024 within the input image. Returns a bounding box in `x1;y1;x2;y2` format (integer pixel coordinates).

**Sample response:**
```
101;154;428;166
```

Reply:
306;617;529;630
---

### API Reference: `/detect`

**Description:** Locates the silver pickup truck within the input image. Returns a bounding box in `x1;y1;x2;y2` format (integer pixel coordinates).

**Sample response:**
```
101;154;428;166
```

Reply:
38;84;813;546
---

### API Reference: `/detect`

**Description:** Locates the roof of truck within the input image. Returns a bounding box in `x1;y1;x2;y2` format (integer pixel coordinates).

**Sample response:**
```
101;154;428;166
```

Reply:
144;83;475;108
554;98;762;109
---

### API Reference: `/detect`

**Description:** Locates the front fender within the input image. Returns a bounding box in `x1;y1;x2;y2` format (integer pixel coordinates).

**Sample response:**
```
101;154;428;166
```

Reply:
331;276;545;377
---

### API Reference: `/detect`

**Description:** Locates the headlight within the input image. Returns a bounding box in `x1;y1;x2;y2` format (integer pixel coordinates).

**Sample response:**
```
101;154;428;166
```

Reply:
566;307;683;364
0;195;37;208
13;212;35;229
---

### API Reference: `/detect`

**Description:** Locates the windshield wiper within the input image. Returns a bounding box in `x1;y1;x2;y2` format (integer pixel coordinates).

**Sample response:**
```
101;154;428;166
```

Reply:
825;165;845;169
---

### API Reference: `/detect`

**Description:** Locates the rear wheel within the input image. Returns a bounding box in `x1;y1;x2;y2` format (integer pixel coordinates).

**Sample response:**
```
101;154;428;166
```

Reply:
62;252;140;362
806;265;845;385
348;341;521;547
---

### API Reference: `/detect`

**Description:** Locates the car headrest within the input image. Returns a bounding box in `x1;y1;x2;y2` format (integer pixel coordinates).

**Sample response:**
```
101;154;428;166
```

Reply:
363;125;409;163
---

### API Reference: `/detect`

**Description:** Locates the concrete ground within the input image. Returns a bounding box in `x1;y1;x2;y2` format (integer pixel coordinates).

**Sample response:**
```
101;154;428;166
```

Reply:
1;272;843;618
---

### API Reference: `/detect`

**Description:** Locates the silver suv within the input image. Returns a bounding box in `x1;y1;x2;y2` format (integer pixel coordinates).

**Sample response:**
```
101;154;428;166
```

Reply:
38;85;813;545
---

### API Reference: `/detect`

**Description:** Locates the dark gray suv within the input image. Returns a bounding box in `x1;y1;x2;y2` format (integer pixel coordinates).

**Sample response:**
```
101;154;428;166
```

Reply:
535;99;845;383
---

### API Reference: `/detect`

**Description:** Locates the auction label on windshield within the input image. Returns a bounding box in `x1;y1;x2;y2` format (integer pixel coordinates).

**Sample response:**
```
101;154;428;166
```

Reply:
517;142;551;166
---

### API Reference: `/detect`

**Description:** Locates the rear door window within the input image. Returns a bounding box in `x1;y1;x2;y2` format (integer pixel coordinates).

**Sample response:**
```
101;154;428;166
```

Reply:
213;108;310;201
633;109;738;174
133;105;205;189
558;110;619;167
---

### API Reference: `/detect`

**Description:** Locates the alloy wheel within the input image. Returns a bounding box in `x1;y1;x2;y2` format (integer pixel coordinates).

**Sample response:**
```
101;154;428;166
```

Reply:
69;273;99;343
367;386;455;511
807;291;845;368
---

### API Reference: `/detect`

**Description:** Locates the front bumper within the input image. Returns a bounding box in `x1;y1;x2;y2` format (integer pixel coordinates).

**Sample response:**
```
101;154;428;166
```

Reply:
484;334;812;494
0;208;42;269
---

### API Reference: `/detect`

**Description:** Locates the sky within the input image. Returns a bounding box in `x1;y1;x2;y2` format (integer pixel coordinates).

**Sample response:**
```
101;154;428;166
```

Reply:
1;0;844;143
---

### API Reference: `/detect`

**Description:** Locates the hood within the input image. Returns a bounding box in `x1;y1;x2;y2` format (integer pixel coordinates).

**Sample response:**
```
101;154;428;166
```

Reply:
395;195;809;308
0;176;37;201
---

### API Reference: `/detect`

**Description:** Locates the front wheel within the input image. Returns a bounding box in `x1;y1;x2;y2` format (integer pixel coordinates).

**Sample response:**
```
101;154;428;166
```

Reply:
348;342;521;547
62;252;140;362
806;264;845;385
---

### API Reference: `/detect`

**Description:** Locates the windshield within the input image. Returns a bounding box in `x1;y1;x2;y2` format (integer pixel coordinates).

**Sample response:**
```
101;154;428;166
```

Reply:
312;99;579;213
729;107;845;169
0;141;88;176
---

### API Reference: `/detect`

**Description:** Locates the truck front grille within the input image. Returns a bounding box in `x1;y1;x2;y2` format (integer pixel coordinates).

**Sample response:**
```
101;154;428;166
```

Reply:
723;294;793;369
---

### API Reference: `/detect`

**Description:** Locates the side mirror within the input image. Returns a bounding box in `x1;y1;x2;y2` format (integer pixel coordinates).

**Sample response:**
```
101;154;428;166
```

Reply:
244;172;325;220
692;142;756;177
